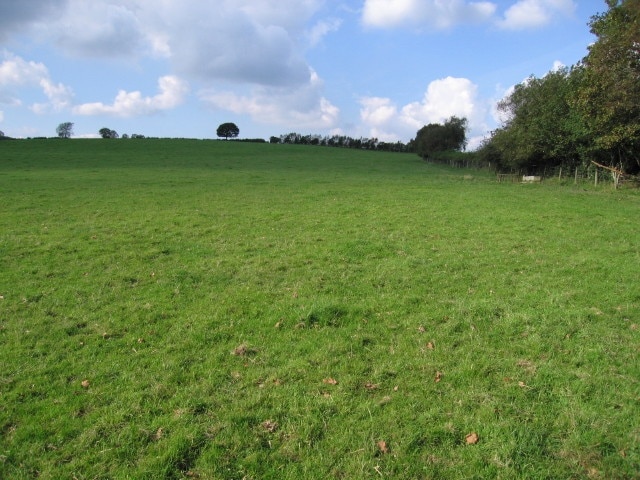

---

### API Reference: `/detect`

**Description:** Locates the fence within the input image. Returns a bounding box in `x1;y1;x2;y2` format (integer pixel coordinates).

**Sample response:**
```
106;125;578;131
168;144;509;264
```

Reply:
497;165;634;188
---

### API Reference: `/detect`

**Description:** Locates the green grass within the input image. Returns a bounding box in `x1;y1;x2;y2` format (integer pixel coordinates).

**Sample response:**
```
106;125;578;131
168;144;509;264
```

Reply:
1;139;639;479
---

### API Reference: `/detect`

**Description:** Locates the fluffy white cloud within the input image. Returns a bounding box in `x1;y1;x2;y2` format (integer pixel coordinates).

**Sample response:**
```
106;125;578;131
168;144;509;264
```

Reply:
201;70;339;130
497;0;576;30
359;76;490;147
0;54;48;88
73;75;188;117
401;77;482;129
362;0;496;30
0;53;73;112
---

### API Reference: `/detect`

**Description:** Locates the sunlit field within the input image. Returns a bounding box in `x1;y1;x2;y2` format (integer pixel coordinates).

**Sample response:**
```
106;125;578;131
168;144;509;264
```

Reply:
1;139;638;479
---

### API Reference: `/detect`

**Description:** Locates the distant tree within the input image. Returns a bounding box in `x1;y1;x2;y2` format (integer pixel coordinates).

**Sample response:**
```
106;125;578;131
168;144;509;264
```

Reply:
121;133;129;139
131;133;145;139
56;122;74;139
415;116;467;159
269;136;280;144
216;122;240;140
0;130;4;137
99;127;119;139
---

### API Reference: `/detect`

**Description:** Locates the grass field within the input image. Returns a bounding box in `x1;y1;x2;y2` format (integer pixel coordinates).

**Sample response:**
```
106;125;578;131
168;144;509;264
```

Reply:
1;139;638;479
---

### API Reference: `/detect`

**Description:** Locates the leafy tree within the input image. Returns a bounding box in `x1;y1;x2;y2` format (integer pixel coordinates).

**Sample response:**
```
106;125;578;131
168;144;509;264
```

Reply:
56;122;74;139
0;130;4;137
494;67;588;172
572;0;640;173
415;116;467;159
99;127;119;139
216;122;240;140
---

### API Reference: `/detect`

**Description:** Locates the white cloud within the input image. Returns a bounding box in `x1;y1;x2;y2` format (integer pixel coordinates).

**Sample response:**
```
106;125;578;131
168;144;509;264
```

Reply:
307;18;343;47
31;79;74;113
73;75;188;117
362;0;497;30
48;1;144;58
497;0;576;30
150;2;313;87
401;77;482;129
359;76;490;147
200;70;339;131
9;1;326;89
0;53;74;113
0;54;49;88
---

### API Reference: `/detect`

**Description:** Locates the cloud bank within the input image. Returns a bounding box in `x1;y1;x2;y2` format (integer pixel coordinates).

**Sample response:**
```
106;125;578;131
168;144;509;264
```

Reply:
73;76;189;117
362;0;576;30
362;0;496;30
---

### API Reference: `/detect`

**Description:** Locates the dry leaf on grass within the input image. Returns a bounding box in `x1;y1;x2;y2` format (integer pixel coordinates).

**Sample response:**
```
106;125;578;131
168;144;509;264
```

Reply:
426;341;435;350
81;379;90;389
465;432;479;444
434;371;443;383
377;440;389;454
323;377;338;385
232;344;257;356
261;420;278;433
364;382;379;390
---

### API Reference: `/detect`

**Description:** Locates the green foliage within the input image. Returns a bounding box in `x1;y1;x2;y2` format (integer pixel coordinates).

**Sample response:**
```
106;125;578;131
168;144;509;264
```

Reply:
55;122;74;139
216;122;240;140
484;1;640;175
0;139;638;478
99;127;119;139
415;116;468;159
573;0;640;173
273;132;412;152
490;67;588;173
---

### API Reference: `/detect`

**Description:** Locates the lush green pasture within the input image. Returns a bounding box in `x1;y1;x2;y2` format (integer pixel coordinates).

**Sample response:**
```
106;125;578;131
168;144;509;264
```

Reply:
1;139;638;479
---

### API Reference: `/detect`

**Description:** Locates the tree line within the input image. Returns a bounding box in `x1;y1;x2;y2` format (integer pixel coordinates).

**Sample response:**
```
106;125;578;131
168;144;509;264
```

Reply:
269;133;412;152
477;0;639;176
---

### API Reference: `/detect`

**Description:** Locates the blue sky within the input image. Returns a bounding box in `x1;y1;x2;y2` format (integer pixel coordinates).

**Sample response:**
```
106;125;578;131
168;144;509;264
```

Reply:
0;0;602;148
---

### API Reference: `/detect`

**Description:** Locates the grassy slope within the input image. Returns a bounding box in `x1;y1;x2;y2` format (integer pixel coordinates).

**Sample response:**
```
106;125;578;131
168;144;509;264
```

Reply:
0;139;638;479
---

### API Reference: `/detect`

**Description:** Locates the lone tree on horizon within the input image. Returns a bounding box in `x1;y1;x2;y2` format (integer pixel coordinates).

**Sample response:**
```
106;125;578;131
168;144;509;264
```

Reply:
216;122;239;140
56;122;74;139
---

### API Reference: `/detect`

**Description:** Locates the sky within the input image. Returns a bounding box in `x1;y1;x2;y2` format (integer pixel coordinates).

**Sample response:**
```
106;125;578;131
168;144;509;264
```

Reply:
0;0;603;148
